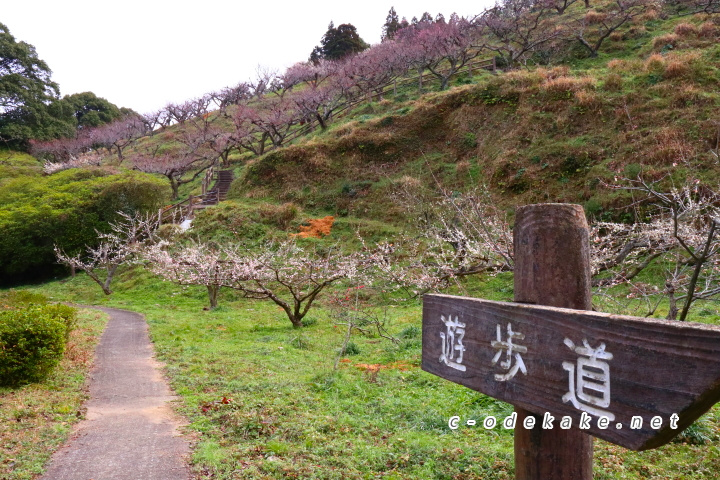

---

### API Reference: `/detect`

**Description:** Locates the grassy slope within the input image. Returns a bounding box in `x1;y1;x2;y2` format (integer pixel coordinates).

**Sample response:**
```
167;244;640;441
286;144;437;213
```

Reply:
231;16;720;224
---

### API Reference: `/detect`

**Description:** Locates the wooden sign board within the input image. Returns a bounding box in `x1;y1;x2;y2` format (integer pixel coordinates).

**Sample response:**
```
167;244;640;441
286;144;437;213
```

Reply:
422;293;720;451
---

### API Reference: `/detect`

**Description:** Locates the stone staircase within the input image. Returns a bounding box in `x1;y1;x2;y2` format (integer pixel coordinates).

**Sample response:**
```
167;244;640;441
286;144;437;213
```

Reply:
201;169;233;205
158;168;234;227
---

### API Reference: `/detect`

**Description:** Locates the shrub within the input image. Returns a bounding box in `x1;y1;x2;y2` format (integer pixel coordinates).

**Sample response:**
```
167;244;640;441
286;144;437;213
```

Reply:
0;170;169;283
0;307;67;386
341;341;361;356
40;304;78;341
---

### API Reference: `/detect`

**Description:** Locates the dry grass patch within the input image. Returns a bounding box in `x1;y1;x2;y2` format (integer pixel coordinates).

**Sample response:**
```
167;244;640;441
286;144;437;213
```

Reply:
699;21;718;38
603;73;624;91
644;53;666;73
575;89;603;109
652;33;679;51
244;186;271;199
541;76;596;97
674;22;699;37
585;10;608;24
647;127;697;166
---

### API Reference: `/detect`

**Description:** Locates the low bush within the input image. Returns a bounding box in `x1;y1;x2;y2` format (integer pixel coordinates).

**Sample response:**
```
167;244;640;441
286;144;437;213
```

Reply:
41;304;78;341
0;306;68;386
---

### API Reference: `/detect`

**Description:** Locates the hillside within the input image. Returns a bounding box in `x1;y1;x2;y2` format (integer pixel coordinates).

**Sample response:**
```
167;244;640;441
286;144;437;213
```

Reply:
234;23;720;224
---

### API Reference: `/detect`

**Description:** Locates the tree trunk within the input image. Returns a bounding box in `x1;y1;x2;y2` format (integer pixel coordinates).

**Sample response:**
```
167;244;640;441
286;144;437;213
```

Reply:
207;285;219;309
666;282;679;320
314;113;328;130
679;221;716;322
169;177;180;200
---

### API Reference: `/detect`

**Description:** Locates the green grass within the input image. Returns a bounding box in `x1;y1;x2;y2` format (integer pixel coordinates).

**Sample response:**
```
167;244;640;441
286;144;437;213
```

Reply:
0;308;107;479
17;268;720;479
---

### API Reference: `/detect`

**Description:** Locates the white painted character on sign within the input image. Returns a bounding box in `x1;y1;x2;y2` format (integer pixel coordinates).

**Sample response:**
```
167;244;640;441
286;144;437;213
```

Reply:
562;338;615;421
491;323;527;381
440;314;466;371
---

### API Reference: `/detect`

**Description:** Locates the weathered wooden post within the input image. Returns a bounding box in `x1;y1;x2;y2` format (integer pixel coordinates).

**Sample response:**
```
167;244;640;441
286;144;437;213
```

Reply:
513;204;592;480
422;202;720;480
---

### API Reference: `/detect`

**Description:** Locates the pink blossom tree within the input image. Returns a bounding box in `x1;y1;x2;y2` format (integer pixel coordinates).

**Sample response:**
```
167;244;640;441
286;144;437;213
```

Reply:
131;144;214;199
231;105;270;156
233;94;299;149
397;17;484;90
341;41;404;100
480;0;562;68
90;115;147;163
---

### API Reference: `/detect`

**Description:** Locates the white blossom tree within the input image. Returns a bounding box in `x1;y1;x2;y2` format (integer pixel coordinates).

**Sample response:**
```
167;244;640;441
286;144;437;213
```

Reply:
142;241;233;309
141;239;379;327
593;178;720;321
55;212;157;295
390;182;514;295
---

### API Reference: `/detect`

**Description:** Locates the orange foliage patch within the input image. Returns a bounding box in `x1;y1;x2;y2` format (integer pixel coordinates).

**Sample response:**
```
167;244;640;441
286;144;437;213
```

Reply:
354;363;384;373
293;216;334;238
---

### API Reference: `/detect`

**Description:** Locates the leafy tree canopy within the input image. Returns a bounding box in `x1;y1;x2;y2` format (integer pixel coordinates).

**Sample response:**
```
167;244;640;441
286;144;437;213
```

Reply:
0;23;66;148
56;92;124;129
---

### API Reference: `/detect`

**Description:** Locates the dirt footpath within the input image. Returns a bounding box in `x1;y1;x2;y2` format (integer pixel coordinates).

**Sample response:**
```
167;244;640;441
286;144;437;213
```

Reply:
40;307;191;480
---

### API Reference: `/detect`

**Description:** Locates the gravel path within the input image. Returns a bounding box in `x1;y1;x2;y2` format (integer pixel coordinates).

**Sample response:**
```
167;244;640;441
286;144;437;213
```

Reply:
40;306;192;480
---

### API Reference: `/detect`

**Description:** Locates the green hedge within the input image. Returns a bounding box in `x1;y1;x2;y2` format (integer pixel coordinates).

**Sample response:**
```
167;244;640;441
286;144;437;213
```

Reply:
0;306;71;387
0;169;170;282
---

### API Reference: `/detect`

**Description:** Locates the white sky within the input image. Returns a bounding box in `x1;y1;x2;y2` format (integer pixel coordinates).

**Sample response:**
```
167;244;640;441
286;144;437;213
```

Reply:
3;1;495;115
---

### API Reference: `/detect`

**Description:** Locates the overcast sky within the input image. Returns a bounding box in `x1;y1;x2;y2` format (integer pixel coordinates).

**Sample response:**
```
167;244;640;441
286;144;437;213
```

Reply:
3;1;495;115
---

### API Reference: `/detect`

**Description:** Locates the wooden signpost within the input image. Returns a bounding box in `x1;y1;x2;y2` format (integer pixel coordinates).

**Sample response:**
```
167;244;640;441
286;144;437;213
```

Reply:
422;204;720;480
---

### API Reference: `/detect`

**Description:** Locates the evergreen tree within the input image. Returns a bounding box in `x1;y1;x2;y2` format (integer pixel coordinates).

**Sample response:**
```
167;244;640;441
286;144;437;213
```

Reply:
382;7;401;41
309;22;369;62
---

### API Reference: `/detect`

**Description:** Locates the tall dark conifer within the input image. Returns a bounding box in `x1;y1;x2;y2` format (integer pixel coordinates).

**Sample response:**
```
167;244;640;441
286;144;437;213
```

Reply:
382;7;401;41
